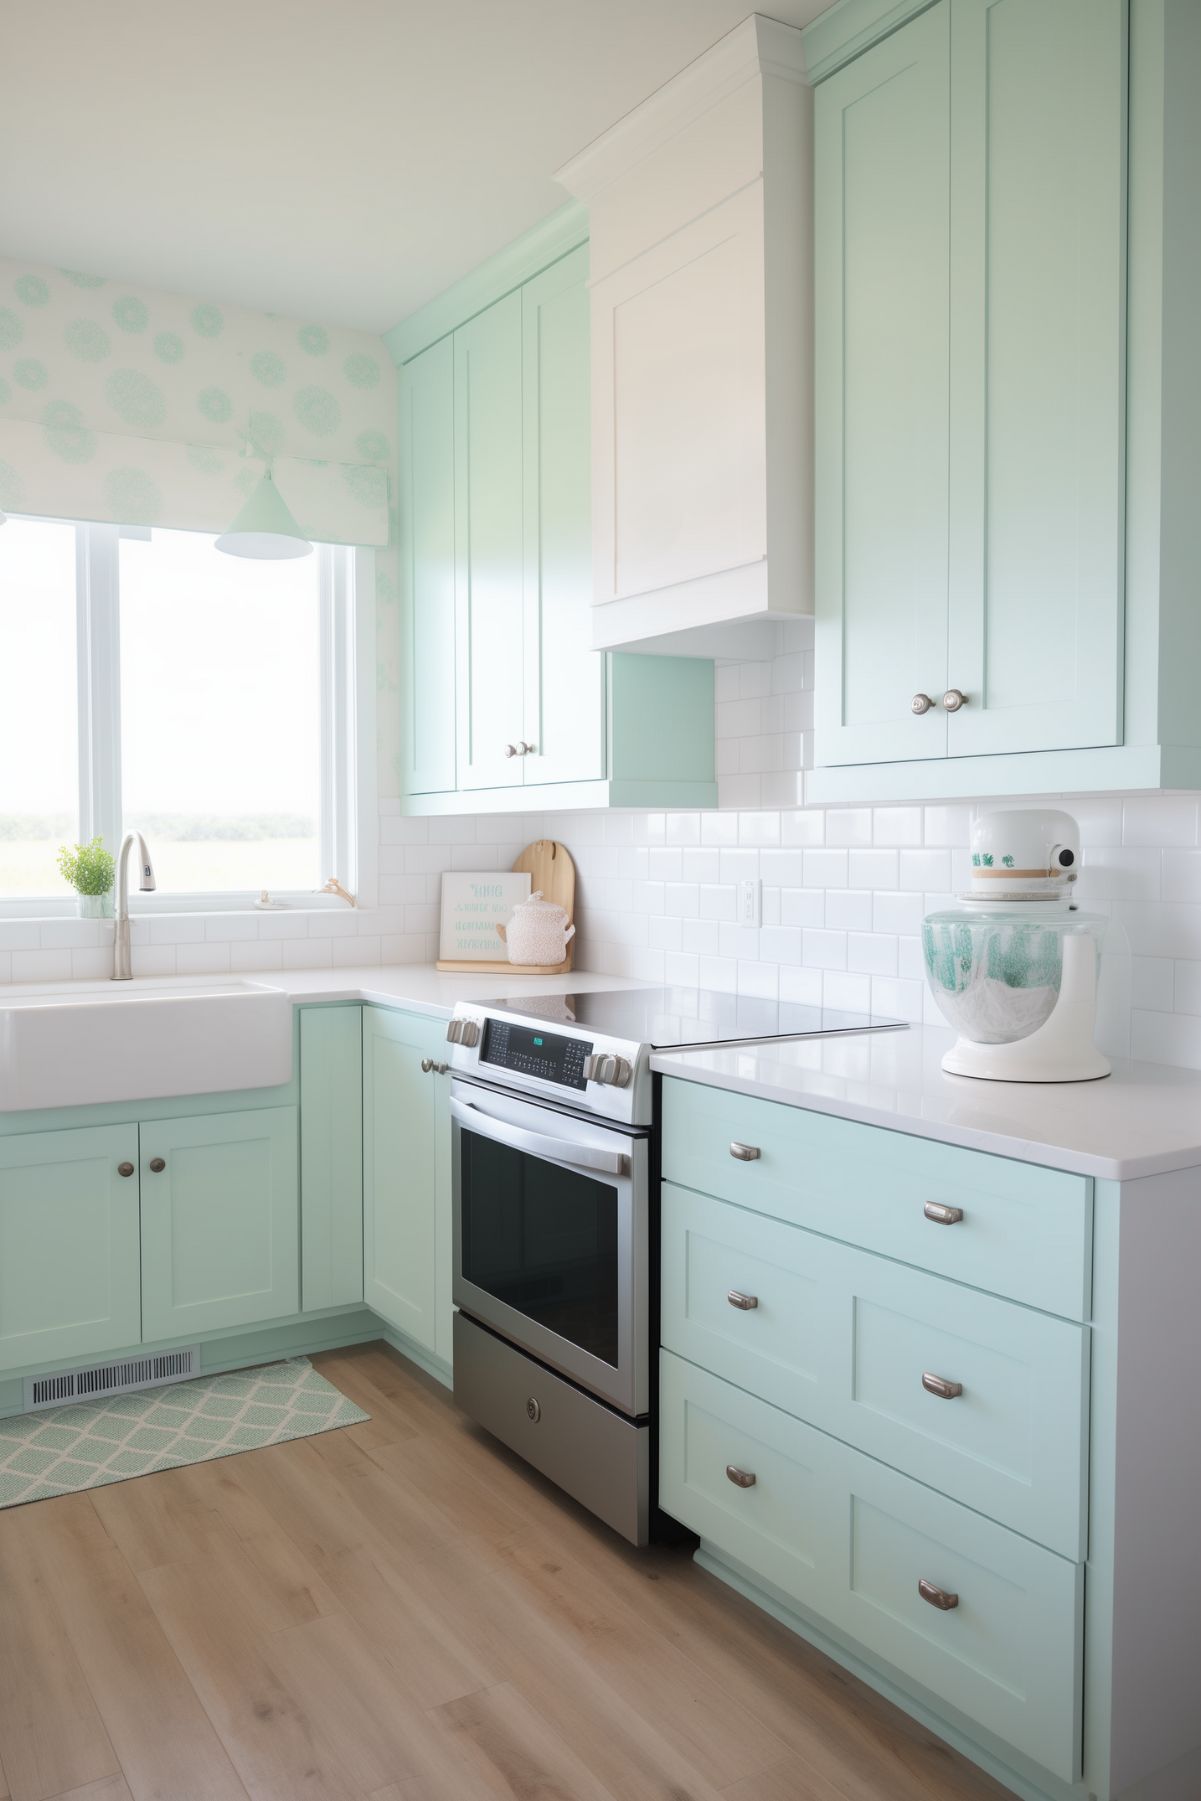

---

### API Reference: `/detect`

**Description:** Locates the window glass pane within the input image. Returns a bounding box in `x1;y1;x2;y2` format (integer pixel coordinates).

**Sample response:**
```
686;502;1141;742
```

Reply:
0;518;78;897
119;528;321;893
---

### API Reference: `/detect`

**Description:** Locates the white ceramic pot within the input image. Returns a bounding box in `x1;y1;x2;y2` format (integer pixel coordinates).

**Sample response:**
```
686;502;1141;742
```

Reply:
497;891;576;965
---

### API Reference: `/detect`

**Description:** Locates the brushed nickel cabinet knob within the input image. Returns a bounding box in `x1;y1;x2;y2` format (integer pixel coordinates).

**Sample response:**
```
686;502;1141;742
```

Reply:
504;742;518;758
420;1057;434;1073
911;693;935;715
942;688;968;712
117;1161;135;1178
148;1157;166;1174
918;1577;959;1611
725;1464;757;1489
922;1371;964;1401
517;740;535;756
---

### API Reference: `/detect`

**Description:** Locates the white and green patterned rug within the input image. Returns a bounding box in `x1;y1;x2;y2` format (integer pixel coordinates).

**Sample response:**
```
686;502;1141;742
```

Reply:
0;1357;369;1509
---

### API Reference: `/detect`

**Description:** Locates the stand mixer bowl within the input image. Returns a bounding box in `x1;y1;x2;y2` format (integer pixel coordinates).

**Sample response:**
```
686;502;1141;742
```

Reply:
922;907;1105;1046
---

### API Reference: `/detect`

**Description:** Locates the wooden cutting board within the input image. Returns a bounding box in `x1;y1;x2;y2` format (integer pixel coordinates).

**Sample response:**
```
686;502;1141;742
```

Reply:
435;840;576;974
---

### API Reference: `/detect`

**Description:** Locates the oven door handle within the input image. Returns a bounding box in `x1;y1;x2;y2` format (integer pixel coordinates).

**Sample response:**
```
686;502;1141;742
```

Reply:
450;1097;630;1176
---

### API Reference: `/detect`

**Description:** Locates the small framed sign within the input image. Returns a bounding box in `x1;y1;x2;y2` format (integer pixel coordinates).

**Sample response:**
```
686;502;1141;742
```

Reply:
438;871;531;962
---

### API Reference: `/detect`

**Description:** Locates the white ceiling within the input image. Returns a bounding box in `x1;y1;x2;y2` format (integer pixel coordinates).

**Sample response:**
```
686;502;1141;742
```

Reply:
1;0;828;335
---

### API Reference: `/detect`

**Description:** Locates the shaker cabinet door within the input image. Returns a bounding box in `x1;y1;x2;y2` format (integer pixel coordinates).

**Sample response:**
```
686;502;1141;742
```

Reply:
814;1;952;768
0;1125;141;1374
454;291;526;791
399;336;457;797
362;1007;444;1355
521;245;604;787
945;0;1125;757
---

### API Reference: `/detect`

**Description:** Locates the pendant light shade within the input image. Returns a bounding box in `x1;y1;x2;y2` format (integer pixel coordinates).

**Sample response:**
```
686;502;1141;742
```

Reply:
215;467;312;559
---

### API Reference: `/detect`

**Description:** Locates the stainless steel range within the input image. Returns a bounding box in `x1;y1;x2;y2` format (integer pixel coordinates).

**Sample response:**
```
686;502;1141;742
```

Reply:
446;986;904;1545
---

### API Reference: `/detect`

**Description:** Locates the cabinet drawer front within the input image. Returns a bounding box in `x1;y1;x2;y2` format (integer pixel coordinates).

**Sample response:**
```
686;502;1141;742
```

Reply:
661;1078;1090;1318
662;1186;1087;1557
660;1353;1082;1784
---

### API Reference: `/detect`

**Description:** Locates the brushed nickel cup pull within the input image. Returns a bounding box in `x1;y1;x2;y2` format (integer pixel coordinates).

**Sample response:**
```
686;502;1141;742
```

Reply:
924;1201;964;1226
729;1141;761;1162
922;1371;964;1400
918;1577;959;1611
942;688;968;712
148;1157;166;1174
911;692;935;715
117;1161;135;1178
727;1290;759;1311
725;1464;757;1489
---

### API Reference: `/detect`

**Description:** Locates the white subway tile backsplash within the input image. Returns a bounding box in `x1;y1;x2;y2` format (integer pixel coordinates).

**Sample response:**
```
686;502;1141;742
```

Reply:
826;808;872;848
1122;796;1198;847
176;943;231;975
10;949;73;983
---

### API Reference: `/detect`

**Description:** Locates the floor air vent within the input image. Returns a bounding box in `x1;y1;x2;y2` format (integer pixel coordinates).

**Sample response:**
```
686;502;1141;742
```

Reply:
23;1346;200;1412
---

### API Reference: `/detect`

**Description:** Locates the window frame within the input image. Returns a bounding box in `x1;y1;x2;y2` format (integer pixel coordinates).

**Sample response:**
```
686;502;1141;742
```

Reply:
1;516;376;917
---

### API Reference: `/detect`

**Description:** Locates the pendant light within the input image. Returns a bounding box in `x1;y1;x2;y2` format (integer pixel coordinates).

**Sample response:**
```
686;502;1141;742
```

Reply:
215;465;311;560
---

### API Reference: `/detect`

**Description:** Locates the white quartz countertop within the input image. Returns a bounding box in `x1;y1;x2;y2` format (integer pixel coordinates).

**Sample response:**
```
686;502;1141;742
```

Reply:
249;964;646;1017
651;1025;1201;1182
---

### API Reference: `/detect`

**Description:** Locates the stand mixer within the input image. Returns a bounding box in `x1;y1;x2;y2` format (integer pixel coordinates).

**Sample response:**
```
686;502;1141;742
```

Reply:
922;808;1110;1083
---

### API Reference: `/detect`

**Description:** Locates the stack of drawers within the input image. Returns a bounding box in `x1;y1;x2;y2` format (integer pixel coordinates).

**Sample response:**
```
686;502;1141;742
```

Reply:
659;1077;1093;1786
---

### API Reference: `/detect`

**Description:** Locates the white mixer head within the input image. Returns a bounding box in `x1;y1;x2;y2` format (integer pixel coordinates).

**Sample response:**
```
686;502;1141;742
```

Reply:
966;807;1080;902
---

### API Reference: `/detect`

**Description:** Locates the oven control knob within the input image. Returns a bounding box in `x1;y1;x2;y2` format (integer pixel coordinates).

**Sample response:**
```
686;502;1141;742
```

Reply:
526;1397;542;1423
446;1017;480;1048
584;1052;633;1089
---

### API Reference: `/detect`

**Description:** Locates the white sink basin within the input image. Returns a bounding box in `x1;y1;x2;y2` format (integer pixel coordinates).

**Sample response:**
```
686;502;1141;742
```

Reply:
0;975;293;1112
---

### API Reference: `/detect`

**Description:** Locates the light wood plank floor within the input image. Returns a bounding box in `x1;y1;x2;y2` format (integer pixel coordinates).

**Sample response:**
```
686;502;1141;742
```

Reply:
0;1343;1013;1801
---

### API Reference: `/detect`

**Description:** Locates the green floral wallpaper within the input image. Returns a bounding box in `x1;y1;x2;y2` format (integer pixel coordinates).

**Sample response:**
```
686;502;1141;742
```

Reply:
0;256;401;789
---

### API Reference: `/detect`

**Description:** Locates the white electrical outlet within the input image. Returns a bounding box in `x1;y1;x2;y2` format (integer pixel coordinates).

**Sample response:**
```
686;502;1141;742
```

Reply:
738;877;762;927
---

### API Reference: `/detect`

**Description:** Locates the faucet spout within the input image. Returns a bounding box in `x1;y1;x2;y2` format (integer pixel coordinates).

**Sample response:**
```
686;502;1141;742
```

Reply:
113;831;156;981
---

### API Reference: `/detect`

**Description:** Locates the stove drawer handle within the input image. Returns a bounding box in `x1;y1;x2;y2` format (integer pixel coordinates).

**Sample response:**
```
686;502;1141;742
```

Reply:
449;1096;629;1176
729;1141;762;1162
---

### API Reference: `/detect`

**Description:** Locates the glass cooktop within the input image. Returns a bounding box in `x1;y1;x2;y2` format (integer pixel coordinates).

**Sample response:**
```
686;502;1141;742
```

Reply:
481;986;905;1051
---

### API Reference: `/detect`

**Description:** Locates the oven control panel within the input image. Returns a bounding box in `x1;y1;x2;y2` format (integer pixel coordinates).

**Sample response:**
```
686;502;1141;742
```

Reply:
480;1018;593;1091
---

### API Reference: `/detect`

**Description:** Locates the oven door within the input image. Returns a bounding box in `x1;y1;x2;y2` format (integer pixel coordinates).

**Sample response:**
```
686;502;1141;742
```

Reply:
450;1080;649;1418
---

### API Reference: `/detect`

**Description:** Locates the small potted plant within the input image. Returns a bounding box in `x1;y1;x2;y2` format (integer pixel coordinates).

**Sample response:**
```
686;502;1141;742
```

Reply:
57;837;116;919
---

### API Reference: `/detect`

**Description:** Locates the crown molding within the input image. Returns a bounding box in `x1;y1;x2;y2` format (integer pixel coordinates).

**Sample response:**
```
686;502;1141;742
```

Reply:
555;14;808;201
384;202;588;365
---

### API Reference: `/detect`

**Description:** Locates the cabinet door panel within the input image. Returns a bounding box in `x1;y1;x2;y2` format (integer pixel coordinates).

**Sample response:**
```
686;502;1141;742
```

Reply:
454;292;525;790
815;2;951;767
140;1107;298;1340
363;1007;445;1353
0;1125;140;1374
947;0;1125;755
522;245;604;786
399;338;457;795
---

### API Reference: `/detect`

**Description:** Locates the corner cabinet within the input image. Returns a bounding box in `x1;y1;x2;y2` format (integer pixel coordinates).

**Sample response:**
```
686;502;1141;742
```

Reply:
395;231;717;814
808;0;1201;803
362;1006;453;1369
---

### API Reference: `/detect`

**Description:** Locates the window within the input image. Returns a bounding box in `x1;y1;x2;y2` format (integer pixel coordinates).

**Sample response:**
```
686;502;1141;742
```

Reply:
0;516;369;910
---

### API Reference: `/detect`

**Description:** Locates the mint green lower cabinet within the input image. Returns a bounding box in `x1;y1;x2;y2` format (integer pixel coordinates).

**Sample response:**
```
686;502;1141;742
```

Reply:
139;1107;299;1341
362;1007;451;1360
0;1125;141;1375
299;1005;363;1312
660;1351;1083;1785
662;1185;1087;1559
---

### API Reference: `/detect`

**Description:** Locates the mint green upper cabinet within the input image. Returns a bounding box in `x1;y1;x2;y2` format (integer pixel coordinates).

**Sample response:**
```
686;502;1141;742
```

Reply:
140;1107;299;1342
0;1125;141;1375
454;291;527;791
393;227;717;816
399;337;457;796
362;1007;450;1359
815;0;1125;773
946;0;1125;758
521;244;603;786
814;1;952;768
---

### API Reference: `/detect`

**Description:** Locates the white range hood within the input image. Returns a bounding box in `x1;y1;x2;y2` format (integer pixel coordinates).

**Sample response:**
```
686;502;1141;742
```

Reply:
556;14;811;659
